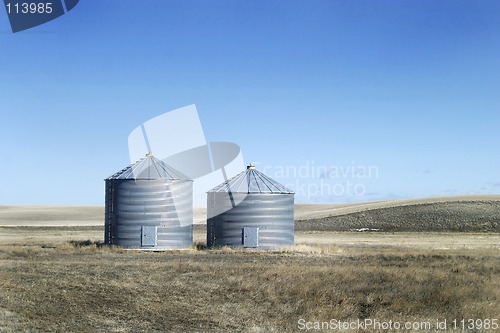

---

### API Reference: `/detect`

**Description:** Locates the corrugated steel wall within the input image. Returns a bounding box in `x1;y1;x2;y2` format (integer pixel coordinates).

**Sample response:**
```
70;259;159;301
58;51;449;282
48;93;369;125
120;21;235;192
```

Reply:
105;178;193;249
207;193;294;248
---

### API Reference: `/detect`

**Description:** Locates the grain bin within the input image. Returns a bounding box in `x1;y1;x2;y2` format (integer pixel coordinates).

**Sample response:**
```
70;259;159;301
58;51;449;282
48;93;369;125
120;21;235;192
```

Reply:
207;165;294;249
104;154;193;250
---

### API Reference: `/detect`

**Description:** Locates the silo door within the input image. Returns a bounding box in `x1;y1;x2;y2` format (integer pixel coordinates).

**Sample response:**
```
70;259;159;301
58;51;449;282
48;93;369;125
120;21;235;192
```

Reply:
243;227;259;248
141;226;157;247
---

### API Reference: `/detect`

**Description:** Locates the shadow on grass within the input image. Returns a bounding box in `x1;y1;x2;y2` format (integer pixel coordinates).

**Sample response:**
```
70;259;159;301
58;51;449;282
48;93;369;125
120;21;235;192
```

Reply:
194;242;207;251
68;240;105;248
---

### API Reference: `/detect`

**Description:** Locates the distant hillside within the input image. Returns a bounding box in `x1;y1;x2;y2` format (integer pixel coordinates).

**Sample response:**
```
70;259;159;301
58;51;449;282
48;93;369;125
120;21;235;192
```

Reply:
1;195;499;231
296;199;500;232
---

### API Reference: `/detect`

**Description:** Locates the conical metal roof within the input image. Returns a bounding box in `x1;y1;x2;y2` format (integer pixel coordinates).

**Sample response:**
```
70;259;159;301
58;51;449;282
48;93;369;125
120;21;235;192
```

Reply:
107;155;191;180
208;165;294;194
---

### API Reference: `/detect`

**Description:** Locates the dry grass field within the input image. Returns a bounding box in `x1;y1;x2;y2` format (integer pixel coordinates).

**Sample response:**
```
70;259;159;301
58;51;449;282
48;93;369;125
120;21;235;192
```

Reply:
0;195;499;332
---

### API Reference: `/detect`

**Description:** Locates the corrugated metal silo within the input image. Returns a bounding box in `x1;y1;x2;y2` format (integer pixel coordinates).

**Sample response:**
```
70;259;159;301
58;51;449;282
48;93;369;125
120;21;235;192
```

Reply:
207;165;294;249
105;154;193;250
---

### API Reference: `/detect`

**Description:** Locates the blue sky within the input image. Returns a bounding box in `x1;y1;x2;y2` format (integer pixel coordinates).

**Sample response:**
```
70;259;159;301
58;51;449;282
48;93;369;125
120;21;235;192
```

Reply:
0;0;499;204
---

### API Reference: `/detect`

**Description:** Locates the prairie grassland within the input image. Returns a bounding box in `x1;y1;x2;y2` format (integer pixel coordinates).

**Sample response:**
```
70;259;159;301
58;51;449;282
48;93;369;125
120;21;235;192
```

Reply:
0;227;499;332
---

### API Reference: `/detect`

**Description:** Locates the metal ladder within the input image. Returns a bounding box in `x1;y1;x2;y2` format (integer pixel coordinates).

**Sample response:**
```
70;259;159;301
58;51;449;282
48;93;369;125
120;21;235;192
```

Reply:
104;180;114;245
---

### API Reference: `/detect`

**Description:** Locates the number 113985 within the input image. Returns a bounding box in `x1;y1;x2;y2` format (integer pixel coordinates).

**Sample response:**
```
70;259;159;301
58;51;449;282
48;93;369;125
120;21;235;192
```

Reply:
452;319;498;330
5;2;53;14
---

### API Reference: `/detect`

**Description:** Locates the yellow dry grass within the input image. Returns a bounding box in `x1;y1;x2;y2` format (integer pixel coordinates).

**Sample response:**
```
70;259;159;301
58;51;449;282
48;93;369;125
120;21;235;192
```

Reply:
0;227;499;332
